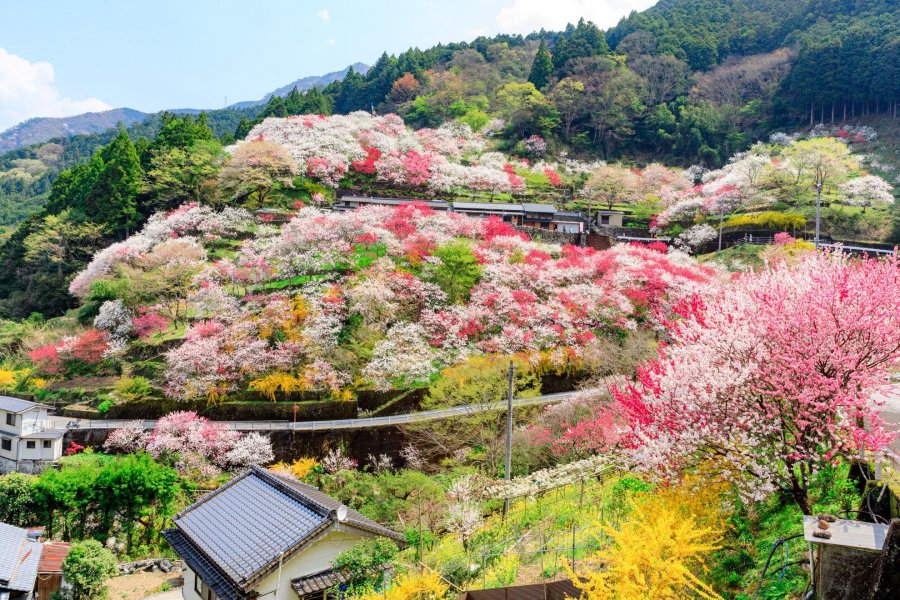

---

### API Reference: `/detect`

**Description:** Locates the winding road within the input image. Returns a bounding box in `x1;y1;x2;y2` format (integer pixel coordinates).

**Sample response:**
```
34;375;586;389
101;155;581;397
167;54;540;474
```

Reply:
53;390;580;432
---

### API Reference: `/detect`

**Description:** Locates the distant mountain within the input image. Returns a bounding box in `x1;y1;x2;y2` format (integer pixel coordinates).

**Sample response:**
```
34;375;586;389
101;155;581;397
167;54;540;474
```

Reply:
0;108;147;153
229;62;370;109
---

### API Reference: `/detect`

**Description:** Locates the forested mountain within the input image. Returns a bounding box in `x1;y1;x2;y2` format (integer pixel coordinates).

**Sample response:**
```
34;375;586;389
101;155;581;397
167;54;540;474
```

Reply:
0;108;148;153
229;63;370;109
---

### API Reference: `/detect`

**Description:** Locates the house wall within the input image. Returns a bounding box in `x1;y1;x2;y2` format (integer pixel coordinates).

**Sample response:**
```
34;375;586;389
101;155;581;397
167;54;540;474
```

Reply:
181;527;375;600
254;528;374;600
19;438;62;461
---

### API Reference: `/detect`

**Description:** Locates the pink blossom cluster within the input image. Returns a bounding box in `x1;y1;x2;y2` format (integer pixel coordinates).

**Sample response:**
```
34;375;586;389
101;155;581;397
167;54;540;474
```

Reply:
69;204;254;297
104;411;274;473
245;112;522;193
607;251;900;501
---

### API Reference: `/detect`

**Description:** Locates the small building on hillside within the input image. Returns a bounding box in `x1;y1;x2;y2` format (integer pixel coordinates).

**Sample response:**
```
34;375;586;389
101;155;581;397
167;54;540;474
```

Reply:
163;466;406;600
594;210;626;228
0;397;65;474
333;196;450;212
0;522;72;600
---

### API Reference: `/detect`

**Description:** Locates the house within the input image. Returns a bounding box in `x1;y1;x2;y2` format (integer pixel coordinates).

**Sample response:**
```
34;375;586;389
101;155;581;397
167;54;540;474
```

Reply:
550;211;585;234
0;523;44;600
594;210;626;228
0;397;65;474
520;203;556;229
333;196;450;212
163;466;406;600
450;201;525;224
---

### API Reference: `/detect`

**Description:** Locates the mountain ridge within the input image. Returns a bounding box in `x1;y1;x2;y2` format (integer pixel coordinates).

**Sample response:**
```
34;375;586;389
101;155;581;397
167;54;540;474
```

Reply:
0;63;370;152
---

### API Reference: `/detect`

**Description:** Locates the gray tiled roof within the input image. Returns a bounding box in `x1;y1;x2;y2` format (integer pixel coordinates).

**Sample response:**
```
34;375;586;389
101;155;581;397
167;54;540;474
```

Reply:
7;540;42;592
22;430;65;439
162;529;248;600
291;566;353;596
0;523;27;586
0;397;45;414
0;523;42;593
452;202;523;212
520;203;556;213
169;466;405;594
175;469;330;584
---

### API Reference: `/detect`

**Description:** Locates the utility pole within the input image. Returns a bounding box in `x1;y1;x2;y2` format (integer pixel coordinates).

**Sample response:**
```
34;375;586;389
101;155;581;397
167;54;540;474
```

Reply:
814;181;823;250
718;205;724;252
503;360;514;517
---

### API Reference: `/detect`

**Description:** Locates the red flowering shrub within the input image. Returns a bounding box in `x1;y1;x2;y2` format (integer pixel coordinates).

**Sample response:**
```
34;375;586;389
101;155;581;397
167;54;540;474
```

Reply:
65;441;85;456
70;330;109;363
132;312;171;338
544;169;562;186
29;345;62;374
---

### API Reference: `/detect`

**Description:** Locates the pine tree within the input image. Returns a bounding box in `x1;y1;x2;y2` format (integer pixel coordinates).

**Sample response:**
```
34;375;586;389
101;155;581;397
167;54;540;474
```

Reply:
528;40;554;90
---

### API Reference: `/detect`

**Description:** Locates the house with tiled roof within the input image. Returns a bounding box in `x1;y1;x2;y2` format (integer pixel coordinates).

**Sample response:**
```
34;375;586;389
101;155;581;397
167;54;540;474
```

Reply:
0;397;65;475
163;466;406;600
0;523;44;600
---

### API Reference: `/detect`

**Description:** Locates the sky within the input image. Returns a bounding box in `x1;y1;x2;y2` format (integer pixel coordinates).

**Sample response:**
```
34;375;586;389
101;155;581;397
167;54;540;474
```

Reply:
0;0;656;131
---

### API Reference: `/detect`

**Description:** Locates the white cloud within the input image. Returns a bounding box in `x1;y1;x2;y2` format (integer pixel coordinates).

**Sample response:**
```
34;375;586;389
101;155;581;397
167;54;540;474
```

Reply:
317;9;330;22
327;38;336;46
0;47;111;132
495;0;657;33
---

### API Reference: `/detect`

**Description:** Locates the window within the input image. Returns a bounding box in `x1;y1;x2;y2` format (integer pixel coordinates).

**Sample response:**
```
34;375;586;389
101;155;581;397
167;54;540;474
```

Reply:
194;573;216;600
43;440;52;449
26;441;35;449
5;413;14;427
600;215;610;224
1;438;10;452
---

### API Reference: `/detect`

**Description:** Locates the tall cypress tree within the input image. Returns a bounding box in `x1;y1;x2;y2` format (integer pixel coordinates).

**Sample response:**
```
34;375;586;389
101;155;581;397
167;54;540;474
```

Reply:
92;129;142;234
528;40;554;90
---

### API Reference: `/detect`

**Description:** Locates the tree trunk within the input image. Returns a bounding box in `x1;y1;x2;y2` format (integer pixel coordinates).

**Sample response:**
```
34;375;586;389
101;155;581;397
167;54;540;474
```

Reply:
831;102;835;124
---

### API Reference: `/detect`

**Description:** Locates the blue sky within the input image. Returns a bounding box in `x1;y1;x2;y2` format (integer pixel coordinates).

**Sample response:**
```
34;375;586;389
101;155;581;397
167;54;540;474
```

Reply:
0;0;654;130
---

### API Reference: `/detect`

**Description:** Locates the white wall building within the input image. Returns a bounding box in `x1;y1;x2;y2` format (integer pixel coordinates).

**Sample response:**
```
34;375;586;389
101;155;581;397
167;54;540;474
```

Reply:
0;397;64;474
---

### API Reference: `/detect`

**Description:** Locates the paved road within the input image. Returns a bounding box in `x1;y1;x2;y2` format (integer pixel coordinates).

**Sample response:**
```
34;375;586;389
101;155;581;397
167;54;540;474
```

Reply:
56;390;579;432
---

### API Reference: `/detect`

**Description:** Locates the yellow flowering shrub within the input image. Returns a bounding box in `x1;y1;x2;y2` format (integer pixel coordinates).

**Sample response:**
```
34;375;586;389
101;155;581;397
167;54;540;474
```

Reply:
0;369;16;387
354;571;449;600
249;372;308;401
566;479;727;600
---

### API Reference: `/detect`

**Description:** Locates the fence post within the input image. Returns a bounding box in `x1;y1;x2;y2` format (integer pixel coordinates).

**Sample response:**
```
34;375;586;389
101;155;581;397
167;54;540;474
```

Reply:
482;552;487;590
571;525;576;571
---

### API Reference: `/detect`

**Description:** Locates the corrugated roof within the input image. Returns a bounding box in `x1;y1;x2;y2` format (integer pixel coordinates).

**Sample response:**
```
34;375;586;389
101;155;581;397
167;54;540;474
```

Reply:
0;397;46;414
37;542;71;574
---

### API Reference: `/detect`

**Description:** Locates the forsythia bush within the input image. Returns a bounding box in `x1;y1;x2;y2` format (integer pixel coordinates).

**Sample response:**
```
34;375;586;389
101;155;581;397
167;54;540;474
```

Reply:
271;457;319;480
722;211;805;231
354;571;449;600
568;480;726;599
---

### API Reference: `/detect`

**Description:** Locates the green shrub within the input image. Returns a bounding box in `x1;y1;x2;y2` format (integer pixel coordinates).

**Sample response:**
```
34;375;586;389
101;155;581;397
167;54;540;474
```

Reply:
59;540;118;600
113;376;154;403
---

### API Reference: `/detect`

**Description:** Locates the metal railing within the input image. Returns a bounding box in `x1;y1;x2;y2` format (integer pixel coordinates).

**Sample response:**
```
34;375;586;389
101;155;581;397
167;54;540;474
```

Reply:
64;391;579;432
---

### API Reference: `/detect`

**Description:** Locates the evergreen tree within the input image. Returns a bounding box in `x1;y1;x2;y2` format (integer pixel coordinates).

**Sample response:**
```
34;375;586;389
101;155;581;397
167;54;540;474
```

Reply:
528;40;554;90
92;130;141;233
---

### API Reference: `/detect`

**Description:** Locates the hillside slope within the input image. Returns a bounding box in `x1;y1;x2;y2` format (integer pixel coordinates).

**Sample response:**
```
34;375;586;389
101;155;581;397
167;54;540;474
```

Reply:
0;108;147;153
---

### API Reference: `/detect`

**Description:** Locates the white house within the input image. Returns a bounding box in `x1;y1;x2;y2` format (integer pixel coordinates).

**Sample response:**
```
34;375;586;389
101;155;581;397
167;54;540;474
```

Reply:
163;466;406;600
0;397;65;474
